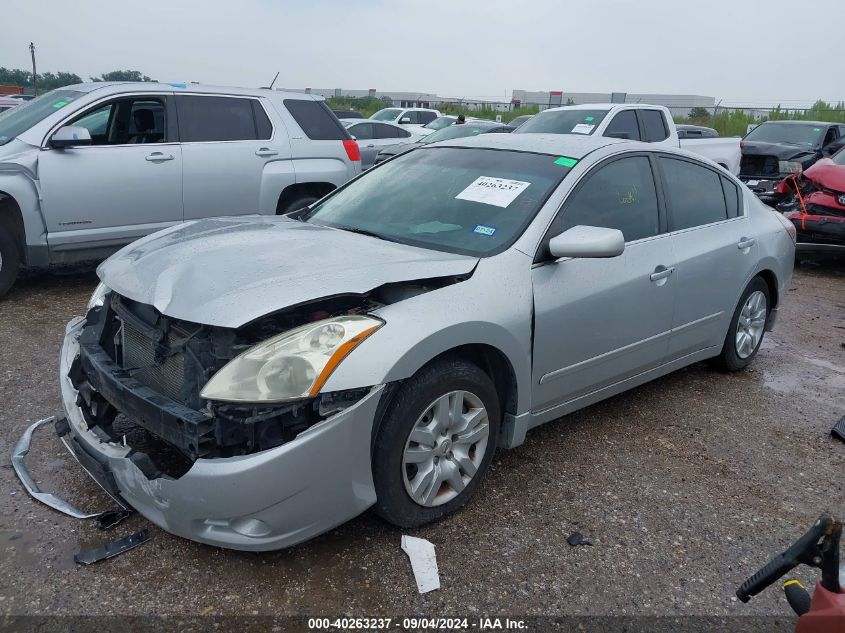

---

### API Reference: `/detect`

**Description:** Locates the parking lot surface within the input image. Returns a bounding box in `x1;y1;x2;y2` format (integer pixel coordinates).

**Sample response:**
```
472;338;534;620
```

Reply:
1;261;843;620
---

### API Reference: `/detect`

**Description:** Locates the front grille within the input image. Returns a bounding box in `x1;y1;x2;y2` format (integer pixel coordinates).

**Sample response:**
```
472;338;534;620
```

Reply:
741;155;779;177
121;319;187;403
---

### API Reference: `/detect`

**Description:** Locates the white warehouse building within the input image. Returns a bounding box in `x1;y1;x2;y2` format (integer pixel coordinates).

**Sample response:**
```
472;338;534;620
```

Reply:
281;87;717;117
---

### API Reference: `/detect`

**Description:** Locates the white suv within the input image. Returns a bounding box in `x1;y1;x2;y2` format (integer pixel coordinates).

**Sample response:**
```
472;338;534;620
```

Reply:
0;82;362;296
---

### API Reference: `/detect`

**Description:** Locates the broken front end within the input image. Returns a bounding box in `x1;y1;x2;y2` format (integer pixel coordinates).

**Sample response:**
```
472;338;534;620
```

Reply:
52;291;388;551
774;164;845;253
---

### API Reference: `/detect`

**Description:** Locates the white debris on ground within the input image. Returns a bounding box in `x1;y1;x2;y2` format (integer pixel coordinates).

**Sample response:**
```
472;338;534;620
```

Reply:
401;535;440;594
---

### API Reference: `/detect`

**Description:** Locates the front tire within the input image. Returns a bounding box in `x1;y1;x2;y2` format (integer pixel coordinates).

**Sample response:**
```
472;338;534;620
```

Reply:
0;226;20;298
712;277;770;371
372;358;500;528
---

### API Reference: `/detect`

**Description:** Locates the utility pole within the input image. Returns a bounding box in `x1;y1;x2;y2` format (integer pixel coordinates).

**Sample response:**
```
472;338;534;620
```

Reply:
29;42;37;96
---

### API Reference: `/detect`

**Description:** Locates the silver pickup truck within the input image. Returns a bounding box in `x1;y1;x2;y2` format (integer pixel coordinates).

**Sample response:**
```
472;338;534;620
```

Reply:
0;82;362;296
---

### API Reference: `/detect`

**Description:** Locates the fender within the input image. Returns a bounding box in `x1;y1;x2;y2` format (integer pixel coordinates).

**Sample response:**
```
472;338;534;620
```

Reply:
321;251;535;419
0;156;48;265
257;159;297;213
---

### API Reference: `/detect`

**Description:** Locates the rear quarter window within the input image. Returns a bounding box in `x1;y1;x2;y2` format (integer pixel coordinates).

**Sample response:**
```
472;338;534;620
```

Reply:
284;99;348;140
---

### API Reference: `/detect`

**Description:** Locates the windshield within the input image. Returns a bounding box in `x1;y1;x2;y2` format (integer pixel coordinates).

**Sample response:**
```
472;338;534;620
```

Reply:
423;116;455;130
370;108;402;122
0;89;83;146
515;109;609;135
744;122;825;147
304;147;572;256
419;123;497;145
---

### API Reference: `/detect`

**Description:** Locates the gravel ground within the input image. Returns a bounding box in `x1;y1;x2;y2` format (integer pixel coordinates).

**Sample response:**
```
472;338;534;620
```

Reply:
0;259;843;627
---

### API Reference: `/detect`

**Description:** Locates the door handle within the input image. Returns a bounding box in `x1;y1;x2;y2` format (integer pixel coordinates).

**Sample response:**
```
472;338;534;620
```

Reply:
737;237;756;250
255;148;279;157
365;144;375;148
649;266;675;282
145;152;174;162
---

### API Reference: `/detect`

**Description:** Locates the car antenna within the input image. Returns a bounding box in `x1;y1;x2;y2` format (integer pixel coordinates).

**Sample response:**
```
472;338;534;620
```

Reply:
267;71;280;90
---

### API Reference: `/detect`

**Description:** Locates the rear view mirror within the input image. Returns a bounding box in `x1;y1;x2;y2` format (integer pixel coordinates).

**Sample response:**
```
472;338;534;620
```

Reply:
400;117;411;124
50;126;92;148
549;225;625;259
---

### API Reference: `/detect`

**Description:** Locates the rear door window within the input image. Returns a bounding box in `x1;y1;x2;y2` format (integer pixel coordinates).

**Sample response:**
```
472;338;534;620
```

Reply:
660;157;728;230
604;110;641;141
417;111;437;124
176;95;257;142
283;99;348;140
556;156;660;242
349;123;375;140
639;110;669;142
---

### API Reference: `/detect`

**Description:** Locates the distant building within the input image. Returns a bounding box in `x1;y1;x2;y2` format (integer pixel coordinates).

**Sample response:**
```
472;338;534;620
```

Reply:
511;90;716;117
281;87;717;117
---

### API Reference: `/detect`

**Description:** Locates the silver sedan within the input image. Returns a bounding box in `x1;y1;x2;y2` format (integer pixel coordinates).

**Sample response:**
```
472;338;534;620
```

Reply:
36;133;795;550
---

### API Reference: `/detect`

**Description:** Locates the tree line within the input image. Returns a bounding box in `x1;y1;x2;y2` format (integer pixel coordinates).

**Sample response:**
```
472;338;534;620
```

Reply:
0;68;154;92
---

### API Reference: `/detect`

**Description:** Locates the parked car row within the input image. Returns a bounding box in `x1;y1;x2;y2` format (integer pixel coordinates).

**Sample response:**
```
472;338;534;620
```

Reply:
374;118;515;165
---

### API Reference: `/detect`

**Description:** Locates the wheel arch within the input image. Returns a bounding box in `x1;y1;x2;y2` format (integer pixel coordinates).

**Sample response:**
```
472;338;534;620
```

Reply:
276;182;336;213
0;191;26;262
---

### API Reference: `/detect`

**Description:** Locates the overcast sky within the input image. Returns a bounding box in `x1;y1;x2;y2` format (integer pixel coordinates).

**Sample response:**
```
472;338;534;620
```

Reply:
2;0;842;106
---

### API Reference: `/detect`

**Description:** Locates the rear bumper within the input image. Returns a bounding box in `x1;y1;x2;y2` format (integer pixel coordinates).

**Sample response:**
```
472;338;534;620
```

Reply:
59;317;382;551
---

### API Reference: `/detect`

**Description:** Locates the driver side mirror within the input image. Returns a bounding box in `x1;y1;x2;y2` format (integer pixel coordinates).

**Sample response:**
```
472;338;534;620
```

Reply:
50;126;92;149
549;225;625;259
399;117;411;124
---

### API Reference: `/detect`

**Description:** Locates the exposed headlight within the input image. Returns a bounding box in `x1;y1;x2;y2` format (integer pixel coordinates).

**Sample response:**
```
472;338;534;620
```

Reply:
200;315;383;403
778;161;804;174
86;282;110;311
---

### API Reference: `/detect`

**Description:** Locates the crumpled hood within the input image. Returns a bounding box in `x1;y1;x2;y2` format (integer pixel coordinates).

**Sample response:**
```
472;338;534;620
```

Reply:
98;216;478;328
742;141;819;161
803;158;845;192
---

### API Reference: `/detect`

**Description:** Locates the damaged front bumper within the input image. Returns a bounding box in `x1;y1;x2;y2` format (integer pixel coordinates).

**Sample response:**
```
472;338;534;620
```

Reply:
55;316;382;551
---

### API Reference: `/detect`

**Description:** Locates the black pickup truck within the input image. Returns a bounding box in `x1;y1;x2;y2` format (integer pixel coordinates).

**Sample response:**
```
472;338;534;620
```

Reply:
739;120;845;203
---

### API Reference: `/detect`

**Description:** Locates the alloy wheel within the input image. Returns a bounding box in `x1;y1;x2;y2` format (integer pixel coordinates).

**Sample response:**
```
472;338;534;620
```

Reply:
401;390;490;507
735;290;767;359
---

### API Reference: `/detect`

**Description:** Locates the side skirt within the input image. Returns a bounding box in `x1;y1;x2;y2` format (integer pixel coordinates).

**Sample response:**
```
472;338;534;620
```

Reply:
501;345;721;448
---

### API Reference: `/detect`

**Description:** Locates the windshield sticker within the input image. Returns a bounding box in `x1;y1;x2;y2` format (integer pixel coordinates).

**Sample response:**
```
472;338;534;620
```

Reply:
473;224;496;236
52;100;69;108
584;116;595;122
455;176;531;208
554;156;578;168
812;127;821;132
571;123;595;134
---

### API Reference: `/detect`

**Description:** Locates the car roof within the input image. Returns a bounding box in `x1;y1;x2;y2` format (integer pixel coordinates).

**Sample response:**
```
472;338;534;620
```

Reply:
542;103;666;113
424;132;628;157
342;118;406;128
58;82;325;100
757;120;838;126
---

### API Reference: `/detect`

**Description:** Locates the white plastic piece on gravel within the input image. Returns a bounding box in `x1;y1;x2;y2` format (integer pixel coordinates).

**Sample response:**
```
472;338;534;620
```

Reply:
401;535;440;593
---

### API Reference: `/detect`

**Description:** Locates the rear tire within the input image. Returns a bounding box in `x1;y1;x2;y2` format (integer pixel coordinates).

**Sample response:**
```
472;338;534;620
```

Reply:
371;358;500;528
711;277;770;371
0;226;20;298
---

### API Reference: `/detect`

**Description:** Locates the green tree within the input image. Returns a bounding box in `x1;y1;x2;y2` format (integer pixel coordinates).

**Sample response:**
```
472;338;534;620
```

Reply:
91;70;154;82
688;106;711;122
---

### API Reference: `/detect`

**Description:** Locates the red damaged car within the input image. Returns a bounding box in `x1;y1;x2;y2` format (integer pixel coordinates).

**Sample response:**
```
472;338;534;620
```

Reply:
775;147;845;254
